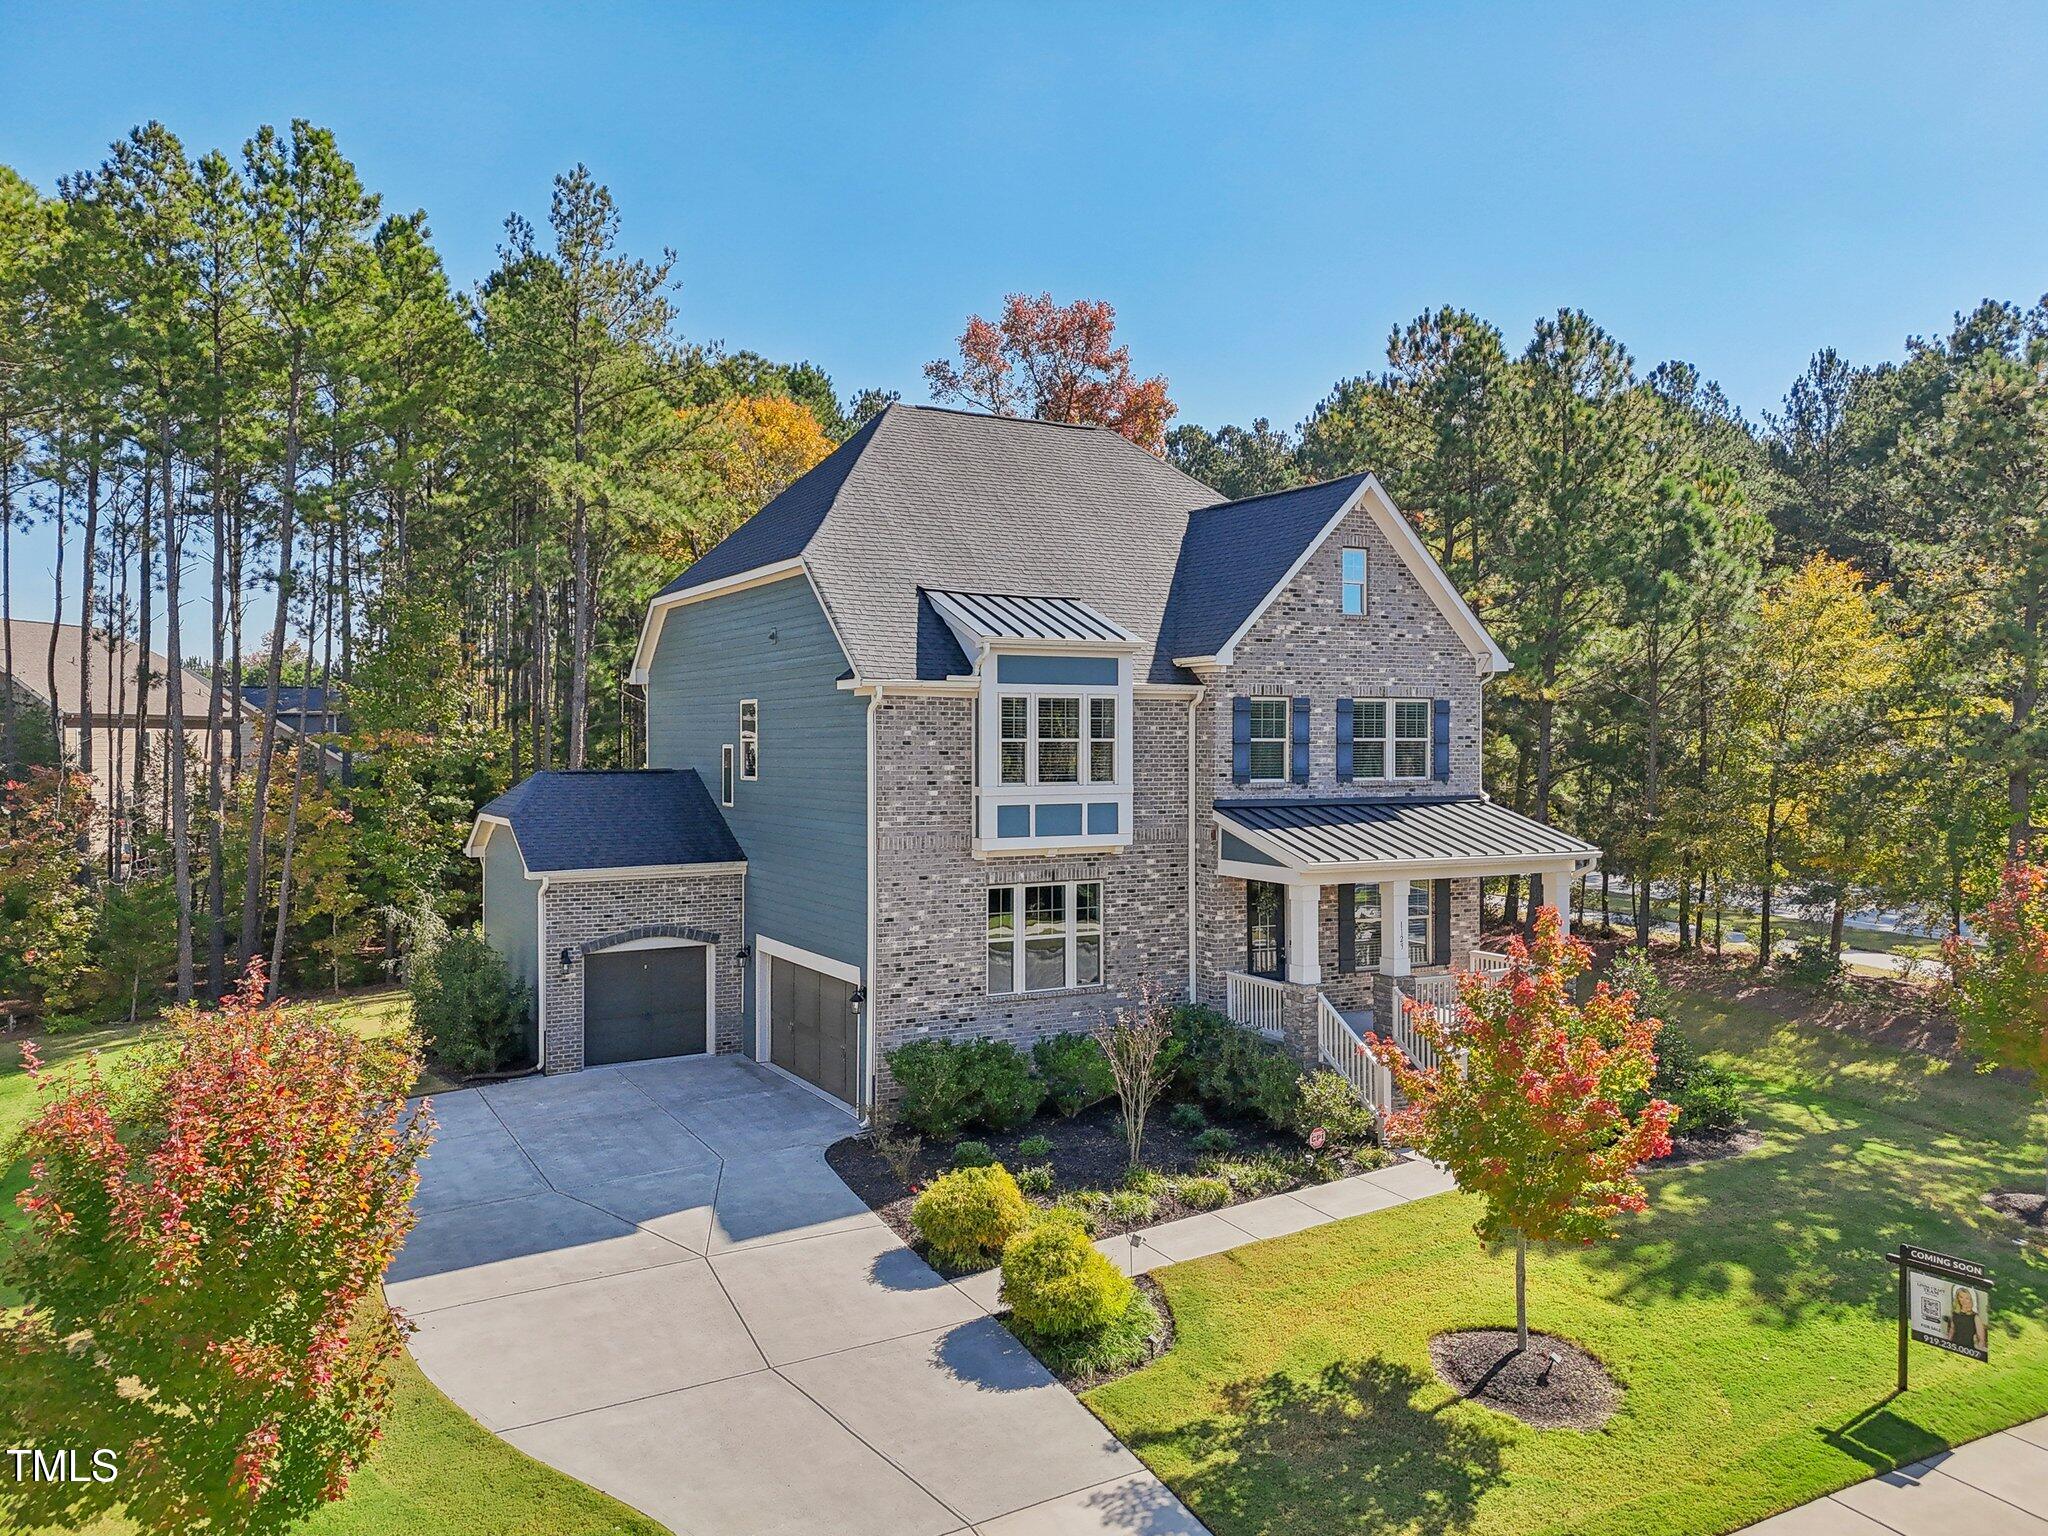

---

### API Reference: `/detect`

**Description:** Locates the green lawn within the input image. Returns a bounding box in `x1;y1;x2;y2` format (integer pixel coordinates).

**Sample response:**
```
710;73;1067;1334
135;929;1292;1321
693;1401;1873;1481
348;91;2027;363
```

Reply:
1;994;666;1536
1085;986;2048;1536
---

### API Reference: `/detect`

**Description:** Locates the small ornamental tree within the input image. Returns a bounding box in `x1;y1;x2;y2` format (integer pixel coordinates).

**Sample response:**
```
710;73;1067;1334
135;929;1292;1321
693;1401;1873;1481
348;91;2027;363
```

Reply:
1945;858;2048;1194
1369;909;1675;1351
0;962;432;1535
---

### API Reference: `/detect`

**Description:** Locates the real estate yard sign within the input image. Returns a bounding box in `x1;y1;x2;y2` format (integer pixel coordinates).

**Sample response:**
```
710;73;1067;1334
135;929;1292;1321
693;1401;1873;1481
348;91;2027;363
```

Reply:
1888;1244;1991;1389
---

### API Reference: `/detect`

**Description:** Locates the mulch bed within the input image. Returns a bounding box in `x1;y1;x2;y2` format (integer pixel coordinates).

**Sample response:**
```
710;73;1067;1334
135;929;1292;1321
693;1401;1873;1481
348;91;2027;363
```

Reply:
826;1099;1382;1259
1657;1126;1766;1166
1429;1328;1621;1429
1984;1189;2048;1231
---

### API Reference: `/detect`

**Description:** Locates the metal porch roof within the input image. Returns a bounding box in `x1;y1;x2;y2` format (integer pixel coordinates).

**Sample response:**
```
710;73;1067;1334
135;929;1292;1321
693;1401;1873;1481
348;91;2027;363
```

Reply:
1215;795;1599;871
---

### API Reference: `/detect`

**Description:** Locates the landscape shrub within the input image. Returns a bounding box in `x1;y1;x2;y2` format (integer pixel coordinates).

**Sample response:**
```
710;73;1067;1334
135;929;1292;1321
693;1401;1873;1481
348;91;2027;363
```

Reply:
1052;1190;1107;1230
1214;1155;1294;1195
1192;1126;1237;1154
911;1163;1031;1269
1018;1133;1054;1159
1016;1162;1056;1196
1642;1025;1745;1136
1608;945;1669;1012
1001;1211;1137;1339
952;1139;994;1168
888;1039;1046;1135
1294;1070;1380;1154
1177;1174;1231;1210
888;1039;979;1136
1121;1165;1167;1194
1168;1101;1208;1133
406;925;532;1076
1106;1188;1157;1224
1777;936;1845;992
1031;1032;1116;1117
1170;1003;1302;1127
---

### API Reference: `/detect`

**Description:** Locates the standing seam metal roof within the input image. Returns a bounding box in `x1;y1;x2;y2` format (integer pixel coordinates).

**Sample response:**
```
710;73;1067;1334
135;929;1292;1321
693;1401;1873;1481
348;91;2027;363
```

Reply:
926;589;1136;644
1215;795;1600;868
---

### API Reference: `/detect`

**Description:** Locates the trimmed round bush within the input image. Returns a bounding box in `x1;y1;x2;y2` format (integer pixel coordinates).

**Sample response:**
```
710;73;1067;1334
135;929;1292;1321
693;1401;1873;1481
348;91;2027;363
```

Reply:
1192;1126;1237;1155
963;1040;1046;1131
952;1139;994;1168
1168;1101;1208;1133
1018;1133;1054;1160
888;1039;979;1137
912;1164;1031;1270
1001;1212;1138;1339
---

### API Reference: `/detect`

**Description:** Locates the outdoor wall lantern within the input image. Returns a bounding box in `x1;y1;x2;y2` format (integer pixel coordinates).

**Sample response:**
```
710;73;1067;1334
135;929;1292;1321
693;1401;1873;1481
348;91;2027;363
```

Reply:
559;947;576;970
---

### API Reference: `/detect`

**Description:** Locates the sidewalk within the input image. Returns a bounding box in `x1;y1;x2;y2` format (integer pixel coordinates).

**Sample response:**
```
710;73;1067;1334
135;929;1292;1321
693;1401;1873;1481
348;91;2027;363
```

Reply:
1744;1418;2048;1534
947;1153;1458;1313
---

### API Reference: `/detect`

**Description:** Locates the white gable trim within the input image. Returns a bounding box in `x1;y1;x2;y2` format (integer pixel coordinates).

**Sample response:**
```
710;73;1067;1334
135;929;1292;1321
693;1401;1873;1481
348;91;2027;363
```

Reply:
627;558;809;685
464;812;521;866
1173;476;1509;675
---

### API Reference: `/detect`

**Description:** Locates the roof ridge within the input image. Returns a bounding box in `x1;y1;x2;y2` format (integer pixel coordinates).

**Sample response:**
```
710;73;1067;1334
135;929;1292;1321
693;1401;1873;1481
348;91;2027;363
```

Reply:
1191;471;1371;515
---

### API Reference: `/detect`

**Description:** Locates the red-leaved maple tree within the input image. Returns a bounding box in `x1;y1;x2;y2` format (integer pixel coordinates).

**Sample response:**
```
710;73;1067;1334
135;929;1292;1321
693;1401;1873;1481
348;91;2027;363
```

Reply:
1945;857;2048;1194
924;292;1176;452
0;963;431;1535
1369;909;1675;1350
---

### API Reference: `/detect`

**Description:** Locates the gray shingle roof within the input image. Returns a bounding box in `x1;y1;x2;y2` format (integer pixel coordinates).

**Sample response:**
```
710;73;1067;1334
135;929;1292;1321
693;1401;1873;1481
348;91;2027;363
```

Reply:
1215;795;1599;870
650;405;1376;684
478;770;744;873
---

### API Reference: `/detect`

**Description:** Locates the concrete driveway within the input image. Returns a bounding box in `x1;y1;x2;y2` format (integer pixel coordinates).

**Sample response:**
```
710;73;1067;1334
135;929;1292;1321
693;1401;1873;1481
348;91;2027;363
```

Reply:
388;1056;1206;1536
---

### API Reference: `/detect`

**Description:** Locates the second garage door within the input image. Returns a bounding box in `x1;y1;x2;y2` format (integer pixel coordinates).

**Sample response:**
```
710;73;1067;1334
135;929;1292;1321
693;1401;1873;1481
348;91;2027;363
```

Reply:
768;957;859;1106
585;946;708;1066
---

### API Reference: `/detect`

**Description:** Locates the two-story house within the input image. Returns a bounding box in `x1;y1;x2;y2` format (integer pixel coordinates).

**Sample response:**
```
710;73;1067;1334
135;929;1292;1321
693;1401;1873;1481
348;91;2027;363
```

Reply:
467;404;1599;1114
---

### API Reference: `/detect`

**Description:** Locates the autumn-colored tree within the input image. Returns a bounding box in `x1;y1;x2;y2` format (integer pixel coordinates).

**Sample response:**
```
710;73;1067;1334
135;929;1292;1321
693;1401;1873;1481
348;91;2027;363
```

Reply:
0;964;430;1535
1945;858;2048;1194
1369;909;1675;1350
925;292;1175;452
703;393;835;507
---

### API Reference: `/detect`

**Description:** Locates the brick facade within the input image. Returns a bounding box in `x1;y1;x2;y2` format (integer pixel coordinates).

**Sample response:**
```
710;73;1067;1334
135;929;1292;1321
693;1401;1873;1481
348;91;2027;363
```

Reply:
870;692;1193;1100
539;872;747;1072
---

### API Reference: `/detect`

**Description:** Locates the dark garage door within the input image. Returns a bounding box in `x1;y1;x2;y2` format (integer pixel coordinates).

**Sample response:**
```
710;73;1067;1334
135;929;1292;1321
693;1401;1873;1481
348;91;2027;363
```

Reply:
585;946;708;1066
769;957;859;1106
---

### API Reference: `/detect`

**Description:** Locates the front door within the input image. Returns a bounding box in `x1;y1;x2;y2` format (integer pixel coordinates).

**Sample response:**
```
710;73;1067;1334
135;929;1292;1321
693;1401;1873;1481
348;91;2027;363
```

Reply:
1247;881;1285;977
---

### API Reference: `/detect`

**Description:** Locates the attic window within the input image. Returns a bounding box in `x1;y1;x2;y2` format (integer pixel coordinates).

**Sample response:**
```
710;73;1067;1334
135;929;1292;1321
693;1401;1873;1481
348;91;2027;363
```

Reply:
1341;548;1368;615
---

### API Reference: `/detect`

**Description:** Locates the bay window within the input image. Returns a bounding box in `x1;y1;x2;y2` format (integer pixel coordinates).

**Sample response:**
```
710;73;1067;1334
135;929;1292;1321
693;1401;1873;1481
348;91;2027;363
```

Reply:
988;880;1104;993
992;692;1119;786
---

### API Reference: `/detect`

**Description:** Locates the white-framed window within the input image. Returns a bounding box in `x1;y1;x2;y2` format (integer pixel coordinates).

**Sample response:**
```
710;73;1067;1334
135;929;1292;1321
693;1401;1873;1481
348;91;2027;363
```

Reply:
1352;883;1384;968
987;879;1104;994
994;692;1119;787
1406;882;1432;965
1341;547;1368;615
1351;698;1431;780
738;699;759;780
1248;697;1289;782
720;743;735;807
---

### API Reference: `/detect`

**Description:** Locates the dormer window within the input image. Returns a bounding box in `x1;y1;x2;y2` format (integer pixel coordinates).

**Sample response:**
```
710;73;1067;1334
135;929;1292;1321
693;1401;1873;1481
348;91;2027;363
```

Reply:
1342;547;1368;615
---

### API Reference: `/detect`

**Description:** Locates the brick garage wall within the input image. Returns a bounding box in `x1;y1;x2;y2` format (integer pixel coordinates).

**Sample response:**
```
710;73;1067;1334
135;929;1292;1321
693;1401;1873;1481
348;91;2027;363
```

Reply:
539;872;747;1072
1194;490;1490;1014
871;692;1193;1100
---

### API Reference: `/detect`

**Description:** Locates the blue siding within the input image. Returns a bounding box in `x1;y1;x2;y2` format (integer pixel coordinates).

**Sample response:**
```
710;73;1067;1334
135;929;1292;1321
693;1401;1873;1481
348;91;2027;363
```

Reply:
482;826;543;1063
1221;830;1282;867
995;653;1119;686
644;574;868;1051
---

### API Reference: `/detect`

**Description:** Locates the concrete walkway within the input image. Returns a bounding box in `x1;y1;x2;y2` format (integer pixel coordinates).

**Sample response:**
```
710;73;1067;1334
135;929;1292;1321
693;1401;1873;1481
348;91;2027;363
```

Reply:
387;1056;1206;1536
1742;1419;2048;1535
949;1154;1457;1313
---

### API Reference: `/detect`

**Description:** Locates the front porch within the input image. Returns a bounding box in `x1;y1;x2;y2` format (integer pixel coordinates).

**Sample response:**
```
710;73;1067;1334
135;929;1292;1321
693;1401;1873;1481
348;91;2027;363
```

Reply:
1209;793;1601;1116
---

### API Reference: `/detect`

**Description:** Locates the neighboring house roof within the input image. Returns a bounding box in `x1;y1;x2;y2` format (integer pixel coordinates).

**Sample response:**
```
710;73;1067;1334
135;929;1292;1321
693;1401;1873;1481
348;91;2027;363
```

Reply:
635;404;1506;686
2;618;214;720
469;769;745;874
243;684;342;720
1215;794;1600;873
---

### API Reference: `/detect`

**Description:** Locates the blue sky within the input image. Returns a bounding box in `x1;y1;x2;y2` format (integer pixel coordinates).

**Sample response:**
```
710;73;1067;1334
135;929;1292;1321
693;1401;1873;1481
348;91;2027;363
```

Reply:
5;0;2047;648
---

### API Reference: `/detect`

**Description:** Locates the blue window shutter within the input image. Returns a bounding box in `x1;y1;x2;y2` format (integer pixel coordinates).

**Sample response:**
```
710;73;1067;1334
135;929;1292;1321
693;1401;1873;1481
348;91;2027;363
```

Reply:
1291;697;1310;784
1335;697;1354;781
1336;883;1356;972
1432;698;1452;782
1432;878;1452;964
1231;696;1250;785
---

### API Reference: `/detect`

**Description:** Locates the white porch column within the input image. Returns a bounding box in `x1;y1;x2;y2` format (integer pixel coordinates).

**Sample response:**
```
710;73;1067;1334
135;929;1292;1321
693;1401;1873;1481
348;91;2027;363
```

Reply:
1382;877;1413;976
1555;870;1573;935
1284;883;1322;985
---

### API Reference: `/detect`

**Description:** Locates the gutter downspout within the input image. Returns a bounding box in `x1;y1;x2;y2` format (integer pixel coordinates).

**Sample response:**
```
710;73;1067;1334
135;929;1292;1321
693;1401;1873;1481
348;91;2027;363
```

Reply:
1187;691;1200;1004
864;684;880;1124
536;875;552;1072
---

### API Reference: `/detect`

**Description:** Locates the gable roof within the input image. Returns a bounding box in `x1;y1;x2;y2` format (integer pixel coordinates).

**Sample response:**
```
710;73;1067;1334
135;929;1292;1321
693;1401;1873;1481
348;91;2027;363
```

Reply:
469;769;744;874
635;403;1505;685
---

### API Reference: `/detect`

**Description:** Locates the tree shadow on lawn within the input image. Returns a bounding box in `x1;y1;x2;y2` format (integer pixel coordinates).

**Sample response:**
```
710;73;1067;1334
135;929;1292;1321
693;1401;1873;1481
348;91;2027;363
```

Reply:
1120;1356;1511;1534
1580;1081;2042;1330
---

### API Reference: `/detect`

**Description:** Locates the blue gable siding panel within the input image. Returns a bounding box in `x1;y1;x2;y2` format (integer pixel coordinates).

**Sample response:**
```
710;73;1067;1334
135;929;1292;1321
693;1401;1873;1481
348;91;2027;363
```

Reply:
994;653;1120;686
644;574;868;1053
480;827;543;1063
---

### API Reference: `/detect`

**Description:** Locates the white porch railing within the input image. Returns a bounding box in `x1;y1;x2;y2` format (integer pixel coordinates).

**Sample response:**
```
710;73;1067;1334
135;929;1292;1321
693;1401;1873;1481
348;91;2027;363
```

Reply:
1470;947;1511;981
1224;971;1289;1040
1389;983;1452;1074
1317;992;1394;1119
